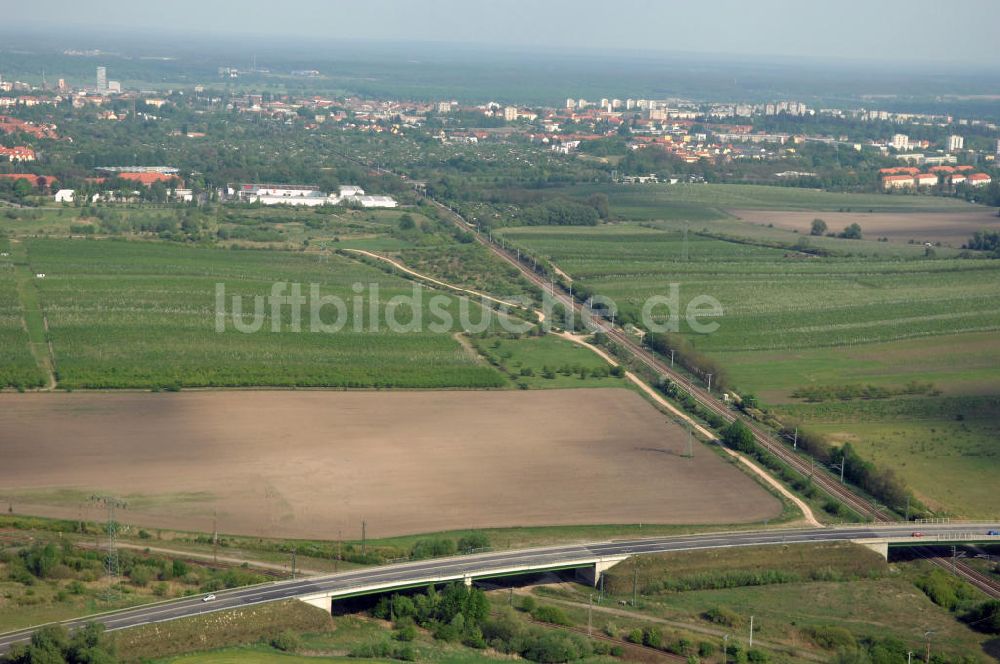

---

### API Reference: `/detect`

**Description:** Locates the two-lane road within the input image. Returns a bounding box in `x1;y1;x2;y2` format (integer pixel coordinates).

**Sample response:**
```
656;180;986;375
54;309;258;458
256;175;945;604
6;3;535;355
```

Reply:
3;523;997;653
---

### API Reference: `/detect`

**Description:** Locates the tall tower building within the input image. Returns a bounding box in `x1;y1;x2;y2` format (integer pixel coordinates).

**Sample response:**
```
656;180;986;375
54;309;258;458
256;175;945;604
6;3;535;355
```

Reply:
96;66;107;92
947;135;964;152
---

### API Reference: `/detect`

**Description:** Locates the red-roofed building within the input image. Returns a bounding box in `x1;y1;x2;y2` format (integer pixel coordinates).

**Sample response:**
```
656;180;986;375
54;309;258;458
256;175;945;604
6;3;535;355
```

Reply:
115;172;178;186
915;173;939;187
0;115;58;139
880;166;920;176
0;146;35;162
955;165;975;173
967;173;992;187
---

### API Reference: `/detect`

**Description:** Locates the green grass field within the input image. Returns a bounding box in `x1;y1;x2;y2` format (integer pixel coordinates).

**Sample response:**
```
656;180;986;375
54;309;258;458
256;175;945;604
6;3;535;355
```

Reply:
20;238;505;389
565;183;982;220
469;333;627;389
776;396;1000;516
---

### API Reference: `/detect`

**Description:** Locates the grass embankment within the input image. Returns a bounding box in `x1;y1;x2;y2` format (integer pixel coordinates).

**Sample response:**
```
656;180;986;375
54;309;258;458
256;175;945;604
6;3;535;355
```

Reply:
602;542;886;595
114;600;333;662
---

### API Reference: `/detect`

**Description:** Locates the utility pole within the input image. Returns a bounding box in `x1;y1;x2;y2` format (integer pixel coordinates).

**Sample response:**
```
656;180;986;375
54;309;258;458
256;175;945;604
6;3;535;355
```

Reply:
588;594;593;636
685;420;693;459
706;373;713;392
907;651;913;664
793;427;798;450
723;634;729;664
924;631;934;664
749;615;754;648
632;565;638;607
669;349;675;368
336;529;342;573
213;511;218;564
361;520;367;557
291;548;297;580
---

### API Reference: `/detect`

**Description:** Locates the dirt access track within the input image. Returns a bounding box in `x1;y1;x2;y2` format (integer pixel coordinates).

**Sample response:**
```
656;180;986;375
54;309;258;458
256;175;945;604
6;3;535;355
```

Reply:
730;208;1000;246
0;389;780;539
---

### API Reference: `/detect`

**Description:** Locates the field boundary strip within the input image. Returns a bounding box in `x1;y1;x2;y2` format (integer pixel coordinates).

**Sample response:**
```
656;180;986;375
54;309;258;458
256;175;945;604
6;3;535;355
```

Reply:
10;240;56;390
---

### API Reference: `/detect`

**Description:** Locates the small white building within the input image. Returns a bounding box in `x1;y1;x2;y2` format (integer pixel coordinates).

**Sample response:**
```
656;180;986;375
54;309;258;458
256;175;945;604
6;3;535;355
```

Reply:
54;189;75;203
339;185;365;198
171;188;194;202
356;195;398;208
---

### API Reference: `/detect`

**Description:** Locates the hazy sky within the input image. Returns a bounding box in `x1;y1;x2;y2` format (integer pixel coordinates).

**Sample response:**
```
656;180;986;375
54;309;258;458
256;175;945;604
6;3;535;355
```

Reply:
6;0;1000;63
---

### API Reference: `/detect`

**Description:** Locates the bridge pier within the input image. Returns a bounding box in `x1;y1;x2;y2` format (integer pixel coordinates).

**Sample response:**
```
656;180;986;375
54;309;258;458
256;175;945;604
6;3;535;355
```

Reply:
299;595;333;613
576;556;629;587
854;539;889;560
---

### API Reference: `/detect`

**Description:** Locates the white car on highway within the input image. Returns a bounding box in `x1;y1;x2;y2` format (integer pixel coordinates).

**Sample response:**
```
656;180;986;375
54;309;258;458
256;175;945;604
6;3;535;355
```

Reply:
202;594;216;602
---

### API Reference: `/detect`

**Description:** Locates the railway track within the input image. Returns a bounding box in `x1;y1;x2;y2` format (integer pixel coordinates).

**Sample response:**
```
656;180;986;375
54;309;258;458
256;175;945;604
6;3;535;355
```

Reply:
914;547;1000;599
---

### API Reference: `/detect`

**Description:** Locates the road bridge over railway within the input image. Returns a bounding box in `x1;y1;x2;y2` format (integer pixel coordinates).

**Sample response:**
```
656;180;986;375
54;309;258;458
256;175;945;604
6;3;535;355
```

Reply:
2;523;998;653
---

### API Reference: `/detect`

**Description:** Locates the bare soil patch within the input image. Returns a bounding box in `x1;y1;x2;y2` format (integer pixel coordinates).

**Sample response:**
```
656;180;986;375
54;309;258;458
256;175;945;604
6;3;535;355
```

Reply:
730;208;1000;245
0;389;779;538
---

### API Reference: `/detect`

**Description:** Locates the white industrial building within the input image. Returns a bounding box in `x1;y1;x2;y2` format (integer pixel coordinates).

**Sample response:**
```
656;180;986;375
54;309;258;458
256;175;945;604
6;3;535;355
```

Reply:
232;183;336;206
228;183;396;208
54;189;75;202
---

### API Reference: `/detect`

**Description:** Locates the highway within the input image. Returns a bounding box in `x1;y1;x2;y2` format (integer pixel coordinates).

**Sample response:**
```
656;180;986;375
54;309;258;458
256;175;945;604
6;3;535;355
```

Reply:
2;523;998;653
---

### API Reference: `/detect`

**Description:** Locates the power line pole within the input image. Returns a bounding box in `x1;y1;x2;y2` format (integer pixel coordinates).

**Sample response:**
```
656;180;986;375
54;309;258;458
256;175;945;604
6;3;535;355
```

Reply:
588;594;593;636
90;495;126;604
291;548;297;580
685;420;693;459
749;615;754;648
632;565;637;607
361;520;367;557
212;511;218;565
